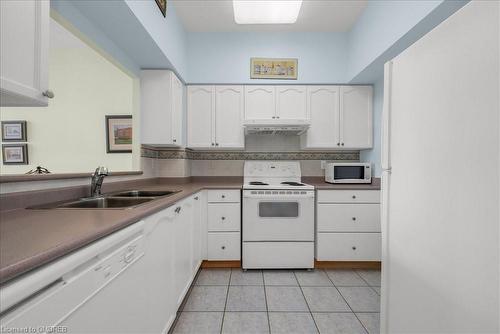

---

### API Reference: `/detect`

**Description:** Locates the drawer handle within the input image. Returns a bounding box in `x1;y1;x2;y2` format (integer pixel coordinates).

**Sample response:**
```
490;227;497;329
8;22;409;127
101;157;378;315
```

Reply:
221;195;226;199
352;195;356;199
221;216;226;221
221;246;226;250
352;246;357;250
352;217;356;221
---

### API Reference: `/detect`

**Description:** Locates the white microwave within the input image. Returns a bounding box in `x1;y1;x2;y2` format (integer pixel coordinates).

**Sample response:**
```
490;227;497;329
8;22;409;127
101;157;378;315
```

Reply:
325;163;372;184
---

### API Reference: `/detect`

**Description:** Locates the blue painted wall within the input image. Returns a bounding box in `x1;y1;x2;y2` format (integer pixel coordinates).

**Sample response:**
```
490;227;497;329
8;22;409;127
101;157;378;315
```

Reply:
187;32;348;84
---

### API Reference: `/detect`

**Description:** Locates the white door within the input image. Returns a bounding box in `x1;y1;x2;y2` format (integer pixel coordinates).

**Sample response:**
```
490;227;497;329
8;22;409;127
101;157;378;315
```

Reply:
171;73;183;146
0;0;49;106
302;86;340;148
276;86;307;120
339;86;373;149
244;86;276;120
187;86;215;148
215;86;244;149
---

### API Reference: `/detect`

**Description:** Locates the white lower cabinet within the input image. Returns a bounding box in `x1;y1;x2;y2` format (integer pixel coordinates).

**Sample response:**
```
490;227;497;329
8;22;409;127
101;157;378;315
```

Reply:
316;190;381;261
207;190;241;261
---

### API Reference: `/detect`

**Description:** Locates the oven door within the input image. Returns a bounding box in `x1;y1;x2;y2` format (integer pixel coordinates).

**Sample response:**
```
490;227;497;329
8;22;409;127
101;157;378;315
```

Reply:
243;190;314;241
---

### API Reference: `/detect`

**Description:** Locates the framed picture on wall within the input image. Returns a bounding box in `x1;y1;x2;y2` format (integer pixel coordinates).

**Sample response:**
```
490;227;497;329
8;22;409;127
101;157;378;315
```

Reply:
1;121;27;142
155;0;166;17
250;58;298;79
2;144;28;165
105;115;132;153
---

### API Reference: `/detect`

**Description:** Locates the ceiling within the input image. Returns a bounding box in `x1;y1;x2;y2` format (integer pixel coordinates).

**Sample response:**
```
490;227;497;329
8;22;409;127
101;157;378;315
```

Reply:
172;0;368;32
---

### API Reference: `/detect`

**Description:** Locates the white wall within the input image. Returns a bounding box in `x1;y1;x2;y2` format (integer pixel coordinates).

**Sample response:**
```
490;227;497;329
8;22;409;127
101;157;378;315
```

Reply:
0;19;138;174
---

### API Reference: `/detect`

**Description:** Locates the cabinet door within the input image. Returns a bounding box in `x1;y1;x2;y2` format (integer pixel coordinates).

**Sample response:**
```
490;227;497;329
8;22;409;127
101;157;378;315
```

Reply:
187;86;215;148
0;0;49;106
340;86;373;149
192;193;203;270
215;86;244;149
171;73;184;146
244;86;276;120
276;86;307;120
302;86;340;149
141;70;173;145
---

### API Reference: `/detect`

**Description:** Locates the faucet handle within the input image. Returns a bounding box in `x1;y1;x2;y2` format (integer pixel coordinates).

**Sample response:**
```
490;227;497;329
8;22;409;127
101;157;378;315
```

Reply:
95;166;109;176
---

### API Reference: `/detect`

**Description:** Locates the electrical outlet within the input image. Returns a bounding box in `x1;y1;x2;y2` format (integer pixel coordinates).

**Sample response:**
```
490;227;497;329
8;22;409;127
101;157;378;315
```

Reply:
321;160;327;170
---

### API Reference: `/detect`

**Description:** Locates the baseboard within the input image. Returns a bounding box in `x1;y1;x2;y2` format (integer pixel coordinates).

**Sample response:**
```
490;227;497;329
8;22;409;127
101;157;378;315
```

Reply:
201;260;241;268
314;260;381;270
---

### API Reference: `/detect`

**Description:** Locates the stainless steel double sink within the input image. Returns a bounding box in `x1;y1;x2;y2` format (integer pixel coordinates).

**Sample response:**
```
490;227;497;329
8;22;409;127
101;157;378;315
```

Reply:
30;190;180;209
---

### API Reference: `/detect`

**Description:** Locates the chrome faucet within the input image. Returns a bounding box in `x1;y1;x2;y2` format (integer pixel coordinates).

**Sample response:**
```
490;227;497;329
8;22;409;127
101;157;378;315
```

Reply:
90;166;109;197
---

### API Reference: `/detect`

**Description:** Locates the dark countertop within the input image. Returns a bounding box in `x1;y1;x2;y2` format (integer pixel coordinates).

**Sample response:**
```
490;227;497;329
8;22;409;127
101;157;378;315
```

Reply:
0;176;381;285
0;179;242;285
303;177;381;190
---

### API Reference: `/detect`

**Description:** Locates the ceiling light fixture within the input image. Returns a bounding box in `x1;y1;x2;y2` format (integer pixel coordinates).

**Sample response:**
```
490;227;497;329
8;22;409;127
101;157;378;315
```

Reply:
233;0;303;25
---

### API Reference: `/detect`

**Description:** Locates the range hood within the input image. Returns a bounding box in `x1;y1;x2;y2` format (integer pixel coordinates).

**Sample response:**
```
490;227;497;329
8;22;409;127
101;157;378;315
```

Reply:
244;119;310;136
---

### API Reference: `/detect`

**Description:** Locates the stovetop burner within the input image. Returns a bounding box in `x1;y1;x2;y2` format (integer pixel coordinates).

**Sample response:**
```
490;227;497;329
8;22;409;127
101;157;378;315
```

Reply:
249;181;269;186
280;181;306;186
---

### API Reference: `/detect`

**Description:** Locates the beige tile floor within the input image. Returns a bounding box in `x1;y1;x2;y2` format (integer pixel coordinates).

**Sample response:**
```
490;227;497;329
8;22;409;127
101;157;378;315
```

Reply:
171;268;381;334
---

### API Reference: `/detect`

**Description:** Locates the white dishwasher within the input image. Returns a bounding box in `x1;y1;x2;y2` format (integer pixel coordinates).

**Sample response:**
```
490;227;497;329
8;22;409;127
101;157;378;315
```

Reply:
0;221;145;334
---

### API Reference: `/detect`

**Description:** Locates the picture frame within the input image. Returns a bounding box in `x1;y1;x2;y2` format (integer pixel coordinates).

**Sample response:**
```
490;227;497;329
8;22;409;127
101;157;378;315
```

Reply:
155;0;166;17
105;115;133;153
2;144;28;165
1;121;27;142
250;58;298;80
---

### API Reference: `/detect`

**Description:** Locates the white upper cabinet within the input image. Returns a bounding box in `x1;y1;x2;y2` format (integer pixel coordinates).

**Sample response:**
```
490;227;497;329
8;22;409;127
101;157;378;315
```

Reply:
302;85;372;149
340;86;373;149
244;86;276;120
301;86;340;149
215;86;244;149
0;0;50;106
141;70;184;146
276;86;307;120
187;86;215;148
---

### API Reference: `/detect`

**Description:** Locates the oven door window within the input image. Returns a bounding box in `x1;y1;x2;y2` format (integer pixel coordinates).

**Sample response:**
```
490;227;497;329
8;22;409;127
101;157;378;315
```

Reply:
259;202;299;218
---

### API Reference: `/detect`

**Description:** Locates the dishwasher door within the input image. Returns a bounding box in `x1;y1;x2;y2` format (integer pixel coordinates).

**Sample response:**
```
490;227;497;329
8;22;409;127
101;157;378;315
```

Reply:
0;227;145;334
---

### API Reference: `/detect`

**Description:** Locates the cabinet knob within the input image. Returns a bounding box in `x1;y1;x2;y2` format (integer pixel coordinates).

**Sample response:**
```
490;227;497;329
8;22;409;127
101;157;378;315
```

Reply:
221;246;226;250
352;246;357;250
276;116;280;119
341;143;345;146
352;217;356;221
337;143;340;146
221;216;225;220
194;196;199;200
173;139;177;143
42;90;54;98
216;143;219;146
221;195;225;199
272;116;276;119
352;195;356;199
211;143;215;146
175;206;181;213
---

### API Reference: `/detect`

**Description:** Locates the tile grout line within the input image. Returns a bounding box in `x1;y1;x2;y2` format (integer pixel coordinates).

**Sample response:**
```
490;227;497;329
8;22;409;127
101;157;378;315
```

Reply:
324;269;370;334
354;269;382;297
261;271;272;334
293;271;321;334
219;269;232;334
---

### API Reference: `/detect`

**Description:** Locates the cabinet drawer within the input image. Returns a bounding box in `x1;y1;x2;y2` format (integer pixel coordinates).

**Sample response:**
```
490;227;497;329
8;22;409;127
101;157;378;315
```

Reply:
316;233;381;261
207;232;241;260
317;190;380;203
208;203;241;232
207;190;240;203
317;204;380;232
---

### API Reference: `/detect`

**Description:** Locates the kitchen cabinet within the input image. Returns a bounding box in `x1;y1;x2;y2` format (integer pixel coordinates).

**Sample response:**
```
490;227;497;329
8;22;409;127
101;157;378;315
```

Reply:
340;86;373;149
301;85;372;150
206;190;241;261
244;85;307;121
0;0;50;106
141;70;184;146
187;86;244;149
316;190;381;261
301;86;340;149
244;85;276;120
276;86;307;120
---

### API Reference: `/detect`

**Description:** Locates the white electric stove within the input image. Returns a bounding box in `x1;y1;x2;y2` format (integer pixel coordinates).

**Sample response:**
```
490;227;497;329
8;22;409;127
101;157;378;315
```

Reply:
242;161;315;269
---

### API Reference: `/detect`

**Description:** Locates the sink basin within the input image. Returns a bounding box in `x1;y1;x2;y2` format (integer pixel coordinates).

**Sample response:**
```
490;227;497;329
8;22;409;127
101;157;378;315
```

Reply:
112;190;179;198
57;197;154;209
